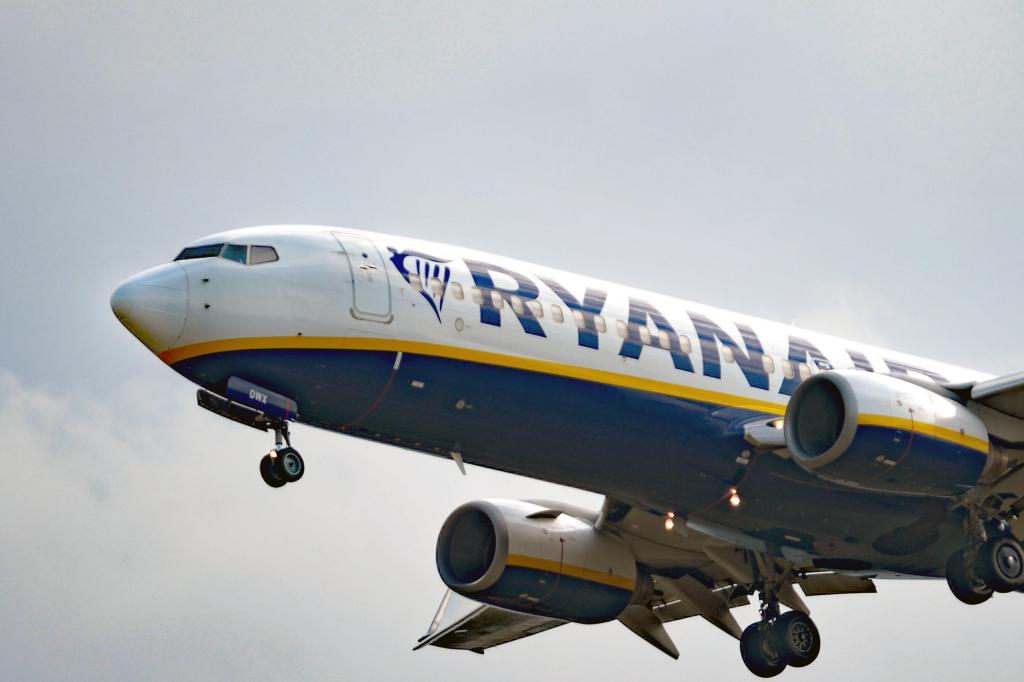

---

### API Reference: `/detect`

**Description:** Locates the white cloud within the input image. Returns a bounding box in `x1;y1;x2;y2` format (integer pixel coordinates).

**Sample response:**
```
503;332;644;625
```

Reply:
785;280;894;347
4;2;1024;678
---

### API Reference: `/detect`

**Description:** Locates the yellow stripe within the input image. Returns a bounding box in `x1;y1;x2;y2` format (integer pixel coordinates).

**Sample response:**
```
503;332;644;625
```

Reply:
506;553;636;591
160;336;989;455
158;335;788;415
857;414;989;453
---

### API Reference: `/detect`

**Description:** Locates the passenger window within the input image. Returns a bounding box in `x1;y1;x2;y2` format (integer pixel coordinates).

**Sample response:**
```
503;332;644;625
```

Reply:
639;326;652;345
429;277;444;296
510;295;525;315
798;363;812;380
221;244;248;264
679;334;692;354
572;309;586;328
409;273;424;291
470;286;484;305
762;355;775;374
450;282;464;300
721;346;735;363
551;304;564;323
527;299;543;318
490;290;505;309
658;329;671;350
782;359;795;379
594;315;607;333
249;245;279;264
616;320;628;338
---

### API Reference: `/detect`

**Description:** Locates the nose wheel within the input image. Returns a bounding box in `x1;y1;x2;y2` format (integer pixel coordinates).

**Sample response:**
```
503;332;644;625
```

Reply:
259;425;305;488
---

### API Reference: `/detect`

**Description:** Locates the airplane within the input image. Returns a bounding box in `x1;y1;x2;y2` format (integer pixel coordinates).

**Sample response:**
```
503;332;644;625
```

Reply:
110;225;1024;677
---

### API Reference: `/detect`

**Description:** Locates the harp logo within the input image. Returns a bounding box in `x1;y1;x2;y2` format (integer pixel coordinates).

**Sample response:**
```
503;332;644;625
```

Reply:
387;247;452;322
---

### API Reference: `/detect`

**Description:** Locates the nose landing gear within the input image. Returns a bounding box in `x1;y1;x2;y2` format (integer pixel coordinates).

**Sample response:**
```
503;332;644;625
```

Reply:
259;424;305;489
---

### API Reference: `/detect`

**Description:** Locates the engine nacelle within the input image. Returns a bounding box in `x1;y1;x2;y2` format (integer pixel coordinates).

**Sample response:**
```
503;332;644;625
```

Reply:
784;370;1004;496
435;499;640;624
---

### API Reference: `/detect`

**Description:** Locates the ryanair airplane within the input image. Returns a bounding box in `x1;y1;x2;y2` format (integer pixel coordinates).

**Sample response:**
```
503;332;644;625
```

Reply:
112;226;1024;677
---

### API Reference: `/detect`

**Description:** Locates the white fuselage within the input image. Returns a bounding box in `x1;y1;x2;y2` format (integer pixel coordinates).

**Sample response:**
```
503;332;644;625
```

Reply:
111;225;993;575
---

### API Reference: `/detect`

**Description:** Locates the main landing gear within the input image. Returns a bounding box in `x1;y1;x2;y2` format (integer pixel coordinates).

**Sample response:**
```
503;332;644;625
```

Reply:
740;585;821;678
945;508;1024;604
259;424;305;488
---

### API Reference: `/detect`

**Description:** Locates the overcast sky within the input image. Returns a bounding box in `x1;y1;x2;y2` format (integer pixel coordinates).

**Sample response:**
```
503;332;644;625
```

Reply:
3;2;1024;680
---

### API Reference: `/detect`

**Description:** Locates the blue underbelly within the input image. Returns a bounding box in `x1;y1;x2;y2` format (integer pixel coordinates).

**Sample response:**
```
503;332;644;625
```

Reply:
171;347;972;575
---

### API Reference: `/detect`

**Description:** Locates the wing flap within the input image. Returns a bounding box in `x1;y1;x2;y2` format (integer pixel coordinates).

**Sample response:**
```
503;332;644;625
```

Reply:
617;605;679;659
798;573;877;596
415;590;566;653
665;575;744;639
971;370;1024;420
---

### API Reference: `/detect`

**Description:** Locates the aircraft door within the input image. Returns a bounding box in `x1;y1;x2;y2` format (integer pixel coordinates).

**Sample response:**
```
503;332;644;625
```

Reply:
285;232;354;336
332;232;393;323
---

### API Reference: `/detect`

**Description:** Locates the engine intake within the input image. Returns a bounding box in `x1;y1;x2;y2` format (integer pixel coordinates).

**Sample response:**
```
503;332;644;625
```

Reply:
436;500;640;624
785;370;1002;496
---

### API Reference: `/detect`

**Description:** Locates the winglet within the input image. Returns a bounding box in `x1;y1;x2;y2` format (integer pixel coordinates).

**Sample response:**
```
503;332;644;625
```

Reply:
617;605;680;659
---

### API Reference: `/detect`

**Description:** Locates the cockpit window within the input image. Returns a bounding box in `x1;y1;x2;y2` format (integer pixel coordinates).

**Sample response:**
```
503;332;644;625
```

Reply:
174;242;279;265
221;244;248;264
249;245;279;265
175;243;224;261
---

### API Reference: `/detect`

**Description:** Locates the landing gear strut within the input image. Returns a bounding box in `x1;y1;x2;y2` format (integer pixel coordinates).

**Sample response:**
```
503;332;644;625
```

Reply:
946;507;1024;604
739;584;821;678
259;424;305;488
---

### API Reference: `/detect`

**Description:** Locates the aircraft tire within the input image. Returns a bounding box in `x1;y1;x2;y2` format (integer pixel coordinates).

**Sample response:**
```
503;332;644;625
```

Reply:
740;623;786;678
974;536;1024;593
770;611;820;667
274;447;305;483
945;550;993;604
260;454;287;488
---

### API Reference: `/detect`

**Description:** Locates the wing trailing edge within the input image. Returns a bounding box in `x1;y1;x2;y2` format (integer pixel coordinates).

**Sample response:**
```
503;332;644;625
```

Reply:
414;590;565;654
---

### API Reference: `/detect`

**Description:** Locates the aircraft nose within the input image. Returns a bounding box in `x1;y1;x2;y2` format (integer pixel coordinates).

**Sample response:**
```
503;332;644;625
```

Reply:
111;263;189;355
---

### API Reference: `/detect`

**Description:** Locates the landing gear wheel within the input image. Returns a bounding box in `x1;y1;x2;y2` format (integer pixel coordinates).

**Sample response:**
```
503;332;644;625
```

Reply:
946;550;993;604
771;611;820;668
974;536;1024;593
273;447;304;483
740;623;787;678
260;454;286;488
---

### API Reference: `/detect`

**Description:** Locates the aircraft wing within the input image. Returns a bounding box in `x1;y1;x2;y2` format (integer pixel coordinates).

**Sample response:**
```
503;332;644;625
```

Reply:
968;370;1024;420
596;499;878;656
417;497;876;658
414;589;566;653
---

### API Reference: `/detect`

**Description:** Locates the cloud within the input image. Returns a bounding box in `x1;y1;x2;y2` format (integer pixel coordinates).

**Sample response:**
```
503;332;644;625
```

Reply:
3;3;1024;678
785;280;895;348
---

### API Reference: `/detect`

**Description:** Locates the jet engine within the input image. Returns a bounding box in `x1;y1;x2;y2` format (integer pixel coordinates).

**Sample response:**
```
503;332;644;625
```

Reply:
784;370;1005;496
435;499;641;624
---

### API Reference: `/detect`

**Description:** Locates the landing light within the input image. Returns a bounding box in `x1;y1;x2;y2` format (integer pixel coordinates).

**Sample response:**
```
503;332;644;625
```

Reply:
728;488;742;508
664;512;676;531
773;419;784;430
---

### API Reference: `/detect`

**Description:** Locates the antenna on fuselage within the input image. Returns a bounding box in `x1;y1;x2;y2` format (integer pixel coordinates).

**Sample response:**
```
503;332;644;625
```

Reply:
449;450;467;476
